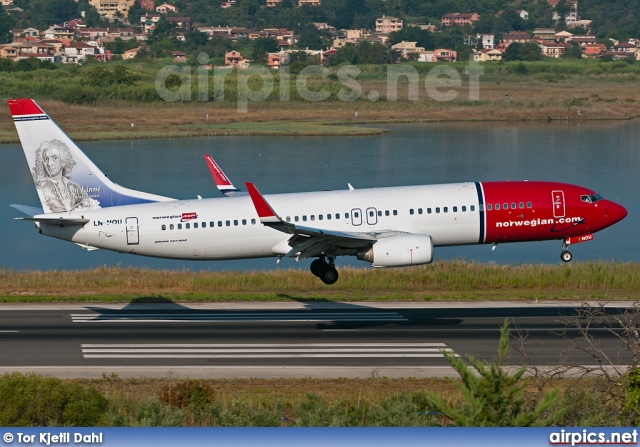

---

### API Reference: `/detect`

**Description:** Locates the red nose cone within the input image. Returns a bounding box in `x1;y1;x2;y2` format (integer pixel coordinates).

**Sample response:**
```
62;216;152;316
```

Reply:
608;202;628;224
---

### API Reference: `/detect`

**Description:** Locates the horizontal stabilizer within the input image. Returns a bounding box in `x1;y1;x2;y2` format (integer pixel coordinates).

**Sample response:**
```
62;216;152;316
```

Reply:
10;204;44;217
15;216;89;226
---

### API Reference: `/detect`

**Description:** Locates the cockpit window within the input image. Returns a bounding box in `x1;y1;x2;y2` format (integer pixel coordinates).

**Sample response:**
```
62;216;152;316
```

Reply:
581;193;604;203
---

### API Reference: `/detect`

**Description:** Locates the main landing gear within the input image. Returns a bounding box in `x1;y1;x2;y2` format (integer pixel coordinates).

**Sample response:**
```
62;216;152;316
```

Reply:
310;257;339;285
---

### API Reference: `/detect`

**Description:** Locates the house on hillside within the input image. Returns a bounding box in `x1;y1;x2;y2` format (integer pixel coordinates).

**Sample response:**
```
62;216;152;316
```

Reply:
474;48;503;61
502;31;531;44
441;13;480;26
156;3;179;14
375;16;403;34
541;42;571;58
391;41;425;57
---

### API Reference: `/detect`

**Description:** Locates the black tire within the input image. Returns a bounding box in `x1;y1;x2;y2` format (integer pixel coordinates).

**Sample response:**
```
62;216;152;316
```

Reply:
561;251;572;262
320;267;339;285
310;259;325;277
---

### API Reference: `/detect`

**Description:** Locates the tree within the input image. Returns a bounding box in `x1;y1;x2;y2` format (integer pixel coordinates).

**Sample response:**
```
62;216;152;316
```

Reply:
504;42;543;61
252;37;279;61
0;5;14;44
561;42;583;59
425;319;564;426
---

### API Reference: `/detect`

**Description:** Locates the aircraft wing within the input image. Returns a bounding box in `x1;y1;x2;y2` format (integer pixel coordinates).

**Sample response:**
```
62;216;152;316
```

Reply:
245;182;403;261
205;155;247;197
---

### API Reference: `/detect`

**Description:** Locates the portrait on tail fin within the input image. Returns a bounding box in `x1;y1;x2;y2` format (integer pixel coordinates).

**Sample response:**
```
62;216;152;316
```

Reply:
32;139;100;213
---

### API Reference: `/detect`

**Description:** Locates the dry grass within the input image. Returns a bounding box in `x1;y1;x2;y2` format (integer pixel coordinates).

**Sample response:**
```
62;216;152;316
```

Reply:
1;79;638;143
1;261;638;302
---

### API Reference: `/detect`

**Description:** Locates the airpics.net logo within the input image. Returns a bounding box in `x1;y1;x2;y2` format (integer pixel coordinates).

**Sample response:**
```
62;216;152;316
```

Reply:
154;52;484;113
549;429;639;446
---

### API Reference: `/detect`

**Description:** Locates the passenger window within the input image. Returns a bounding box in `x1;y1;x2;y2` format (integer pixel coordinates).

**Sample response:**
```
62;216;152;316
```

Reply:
345;213;349;218
436;207;440;213
251;219;256;224
170;224;174;230
393;210;398;216
453;206;457;212
234;220;238;226
410;209;414;215
186;223;190;229
378;211;382;217
418;208;423;214
226;220;230;226
310;215;315;221
194;223;198;228
527;202;532;208
519;202;524;209
210;221;214;227
178;223;182;229
495;204;500;210
327;214;331;220
286;216;291;222
463;205;467;212
385;210;390;216
354;212;359;218
369;210;374;217
511;203;516;209
242;219;247;225
319;215;323;220
336;214;340;219
218;221;222;227
503;203;508;210
302;216;307;222
295;216;299;222
479;204;484;211
444;207;448;213
470;205;476;211
427;208;432;214
161;224;166;230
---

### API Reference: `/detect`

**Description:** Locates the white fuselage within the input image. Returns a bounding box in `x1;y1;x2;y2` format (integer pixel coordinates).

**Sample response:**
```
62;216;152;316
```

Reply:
40;183;482;260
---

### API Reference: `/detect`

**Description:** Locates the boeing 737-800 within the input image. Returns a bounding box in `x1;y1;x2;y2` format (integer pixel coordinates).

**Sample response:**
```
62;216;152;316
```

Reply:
8;98;628;284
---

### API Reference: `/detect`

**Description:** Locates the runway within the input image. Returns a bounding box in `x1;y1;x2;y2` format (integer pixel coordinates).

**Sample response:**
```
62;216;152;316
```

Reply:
0;301;635;378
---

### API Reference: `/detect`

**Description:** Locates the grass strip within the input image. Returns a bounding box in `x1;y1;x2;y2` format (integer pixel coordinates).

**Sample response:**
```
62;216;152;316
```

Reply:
1;260;638;302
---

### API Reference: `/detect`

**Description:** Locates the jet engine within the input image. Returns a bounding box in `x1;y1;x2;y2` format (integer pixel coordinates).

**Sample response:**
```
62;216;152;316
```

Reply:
357;234;434;267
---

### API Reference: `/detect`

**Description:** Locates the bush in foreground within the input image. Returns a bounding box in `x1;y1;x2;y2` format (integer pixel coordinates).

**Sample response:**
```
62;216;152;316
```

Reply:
0;373;108;426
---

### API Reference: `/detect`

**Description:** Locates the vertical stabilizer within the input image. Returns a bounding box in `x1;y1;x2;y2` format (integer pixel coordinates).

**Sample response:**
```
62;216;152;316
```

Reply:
9;99;174;213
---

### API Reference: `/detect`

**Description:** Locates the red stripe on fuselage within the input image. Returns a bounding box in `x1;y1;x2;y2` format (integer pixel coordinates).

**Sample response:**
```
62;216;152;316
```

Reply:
482;181;599;243
8;99;45;117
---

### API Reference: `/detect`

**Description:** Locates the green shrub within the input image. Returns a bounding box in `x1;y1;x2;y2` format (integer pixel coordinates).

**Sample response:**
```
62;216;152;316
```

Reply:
0;373;108;426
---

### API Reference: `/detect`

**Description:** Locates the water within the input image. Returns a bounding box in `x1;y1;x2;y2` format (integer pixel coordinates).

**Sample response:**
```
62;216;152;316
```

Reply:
1;121;638;271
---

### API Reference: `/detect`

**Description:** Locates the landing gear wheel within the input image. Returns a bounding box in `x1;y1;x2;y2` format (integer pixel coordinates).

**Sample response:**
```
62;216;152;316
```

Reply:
561;251;572;262
320;266;339;285
310;259;325;277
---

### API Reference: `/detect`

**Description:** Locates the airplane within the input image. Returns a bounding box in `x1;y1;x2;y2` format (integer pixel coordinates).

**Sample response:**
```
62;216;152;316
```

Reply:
8;98;628;285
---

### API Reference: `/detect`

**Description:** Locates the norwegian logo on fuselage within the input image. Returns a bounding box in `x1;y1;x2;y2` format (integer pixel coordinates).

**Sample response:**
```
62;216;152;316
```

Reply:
181;212;198;222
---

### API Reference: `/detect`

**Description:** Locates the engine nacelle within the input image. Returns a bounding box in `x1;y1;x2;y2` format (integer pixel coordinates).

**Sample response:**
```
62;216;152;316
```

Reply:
357;234;434;268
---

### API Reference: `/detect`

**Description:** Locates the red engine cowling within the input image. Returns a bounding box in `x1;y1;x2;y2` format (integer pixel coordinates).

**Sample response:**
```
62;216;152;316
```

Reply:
357;234;434;267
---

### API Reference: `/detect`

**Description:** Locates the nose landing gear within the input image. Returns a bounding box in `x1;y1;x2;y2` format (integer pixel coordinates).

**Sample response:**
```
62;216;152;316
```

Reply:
310;257;339;285
561;240;572;263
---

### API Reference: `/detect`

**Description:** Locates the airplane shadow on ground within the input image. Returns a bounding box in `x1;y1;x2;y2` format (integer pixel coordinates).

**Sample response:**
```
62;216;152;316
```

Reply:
82;295;632;332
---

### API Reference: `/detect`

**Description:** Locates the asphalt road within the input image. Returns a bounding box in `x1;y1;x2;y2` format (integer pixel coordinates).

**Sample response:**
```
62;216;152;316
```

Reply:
0;301;636;378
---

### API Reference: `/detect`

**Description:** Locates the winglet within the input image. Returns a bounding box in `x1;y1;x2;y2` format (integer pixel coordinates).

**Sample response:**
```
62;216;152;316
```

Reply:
204;154;246;197
245;182;281;224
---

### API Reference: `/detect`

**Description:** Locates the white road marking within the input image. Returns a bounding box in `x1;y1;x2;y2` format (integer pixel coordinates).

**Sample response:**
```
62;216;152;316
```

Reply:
81;342;457;359
71;312;408;323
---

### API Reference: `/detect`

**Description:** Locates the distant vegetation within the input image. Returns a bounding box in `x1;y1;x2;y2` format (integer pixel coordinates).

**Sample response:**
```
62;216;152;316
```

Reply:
0;58;639;105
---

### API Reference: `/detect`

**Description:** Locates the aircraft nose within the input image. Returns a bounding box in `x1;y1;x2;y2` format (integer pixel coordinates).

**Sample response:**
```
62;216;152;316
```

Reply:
606;201;628;224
